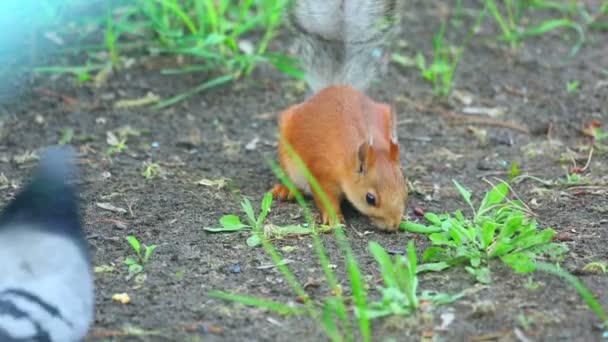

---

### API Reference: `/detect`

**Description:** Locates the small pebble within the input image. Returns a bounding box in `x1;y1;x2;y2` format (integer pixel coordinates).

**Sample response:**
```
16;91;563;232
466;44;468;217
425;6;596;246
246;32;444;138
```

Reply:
151;142;160;149
228;264;241;274
413;207;425;217
114;222;127;230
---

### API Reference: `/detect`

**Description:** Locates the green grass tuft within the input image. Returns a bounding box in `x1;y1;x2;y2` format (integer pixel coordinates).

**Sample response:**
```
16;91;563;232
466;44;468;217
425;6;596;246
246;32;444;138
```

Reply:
401;179;568;284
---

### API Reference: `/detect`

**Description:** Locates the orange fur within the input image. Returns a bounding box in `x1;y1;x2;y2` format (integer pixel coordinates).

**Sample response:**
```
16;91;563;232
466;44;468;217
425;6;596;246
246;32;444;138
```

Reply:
270;85;408;231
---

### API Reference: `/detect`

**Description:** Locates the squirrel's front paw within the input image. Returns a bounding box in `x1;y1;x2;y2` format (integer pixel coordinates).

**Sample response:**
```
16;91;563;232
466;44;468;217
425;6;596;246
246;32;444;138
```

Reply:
270;184;295;201
319;211;345;227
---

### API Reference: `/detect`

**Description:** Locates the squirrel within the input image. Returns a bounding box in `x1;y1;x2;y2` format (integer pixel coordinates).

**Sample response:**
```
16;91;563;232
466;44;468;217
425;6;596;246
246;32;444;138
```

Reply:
270;0;408;231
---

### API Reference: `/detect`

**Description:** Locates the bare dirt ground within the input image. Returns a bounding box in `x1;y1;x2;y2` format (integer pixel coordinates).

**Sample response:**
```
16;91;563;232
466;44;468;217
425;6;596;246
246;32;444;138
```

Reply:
0;1;607;341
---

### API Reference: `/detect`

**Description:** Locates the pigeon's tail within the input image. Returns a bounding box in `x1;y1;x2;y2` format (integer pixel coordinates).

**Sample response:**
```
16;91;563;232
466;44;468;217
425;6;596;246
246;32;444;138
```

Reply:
0;145;84;244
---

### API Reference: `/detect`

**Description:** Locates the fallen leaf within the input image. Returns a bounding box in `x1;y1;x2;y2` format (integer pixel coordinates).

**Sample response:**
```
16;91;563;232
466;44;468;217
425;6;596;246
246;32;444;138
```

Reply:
452;89;474;105
94;265;116;273
437;312;455;331
581;120;602;139
430;147;463;161
13;151;39;165
281;246;298;252
196;177;230;190
256;259;294;270
114;92;160;109
96;202;127;214
462;106;506;117
514;327;532;342
121;325;162;336
188;128;203;146
112;293;131;304
106;131;120;146
238;40;254;55
245;136;260;151
467;126;488;145
254;112;277;120
596;80;608;90
94;64;113;88
391;53;416;67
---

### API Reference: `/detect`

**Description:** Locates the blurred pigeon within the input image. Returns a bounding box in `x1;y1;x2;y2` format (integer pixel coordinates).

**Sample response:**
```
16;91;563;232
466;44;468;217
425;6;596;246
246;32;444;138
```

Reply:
0;145;94;341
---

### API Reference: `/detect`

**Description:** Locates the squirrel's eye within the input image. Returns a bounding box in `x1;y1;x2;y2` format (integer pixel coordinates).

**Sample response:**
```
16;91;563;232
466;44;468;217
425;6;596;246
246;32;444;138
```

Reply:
365;193;376;206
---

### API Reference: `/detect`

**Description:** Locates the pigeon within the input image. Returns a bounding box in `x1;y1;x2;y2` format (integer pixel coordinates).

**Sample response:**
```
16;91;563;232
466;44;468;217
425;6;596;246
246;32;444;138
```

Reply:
0;145;94;342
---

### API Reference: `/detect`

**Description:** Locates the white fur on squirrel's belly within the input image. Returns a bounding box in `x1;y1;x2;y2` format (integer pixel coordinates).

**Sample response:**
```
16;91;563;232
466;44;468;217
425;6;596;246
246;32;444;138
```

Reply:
284;157;312;195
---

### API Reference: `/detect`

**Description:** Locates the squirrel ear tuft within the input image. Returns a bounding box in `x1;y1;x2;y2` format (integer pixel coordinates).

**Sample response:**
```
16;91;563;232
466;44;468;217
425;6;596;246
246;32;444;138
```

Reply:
389;140;400;163
389;104;398;144
388;104;400;162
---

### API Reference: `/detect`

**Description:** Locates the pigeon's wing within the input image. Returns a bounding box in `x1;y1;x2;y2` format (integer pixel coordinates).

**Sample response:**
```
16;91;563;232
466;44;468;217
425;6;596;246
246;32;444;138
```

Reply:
0;145;93;342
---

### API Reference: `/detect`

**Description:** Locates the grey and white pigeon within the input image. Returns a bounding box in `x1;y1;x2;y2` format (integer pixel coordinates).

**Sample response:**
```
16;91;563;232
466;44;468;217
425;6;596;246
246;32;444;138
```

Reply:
0;145;94;341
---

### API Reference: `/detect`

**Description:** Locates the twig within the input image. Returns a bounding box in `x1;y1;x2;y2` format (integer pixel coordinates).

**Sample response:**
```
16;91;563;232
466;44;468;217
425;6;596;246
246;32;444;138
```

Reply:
442;110;529;134
476;169;535;179
33;87;77;106
580;146;594;172
125;199;135;218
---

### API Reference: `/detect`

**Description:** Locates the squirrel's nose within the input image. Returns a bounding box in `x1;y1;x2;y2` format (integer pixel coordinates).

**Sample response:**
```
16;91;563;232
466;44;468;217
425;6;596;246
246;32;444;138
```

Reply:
385;219;401;232
391;220;400;230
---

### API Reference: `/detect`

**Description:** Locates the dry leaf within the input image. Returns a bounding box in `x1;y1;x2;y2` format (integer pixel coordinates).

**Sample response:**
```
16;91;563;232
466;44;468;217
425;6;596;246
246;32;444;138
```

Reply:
112;293;131;304
95;64;113;88
96;202;127;214
467;126;488;145
452;89;473;105
189;128;203;146
581;120;601;139
13;151;39;165
437;312;455;331
245;137;259;151
254;111;277;120
106;131;119;146
196;177;230;190
430;147;463;161
596;80;608;90
462;106;506;118
238;40;254;55
94;265;116;273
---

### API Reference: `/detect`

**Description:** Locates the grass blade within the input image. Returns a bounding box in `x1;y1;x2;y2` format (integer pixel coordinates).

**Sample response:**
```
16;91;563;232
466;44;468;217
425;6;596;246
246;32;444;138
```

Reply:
208;291;303;316
153;74;234;109
336;227;369;342
369;242;398;288
535;263;608;324
400;221;443;234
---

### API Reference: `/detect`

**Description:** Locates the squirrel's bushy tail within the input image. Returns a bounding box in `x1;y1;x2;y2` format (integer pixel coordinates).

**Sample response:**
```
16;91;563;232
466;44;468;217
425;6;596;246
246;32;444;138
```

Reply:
288;0;399;93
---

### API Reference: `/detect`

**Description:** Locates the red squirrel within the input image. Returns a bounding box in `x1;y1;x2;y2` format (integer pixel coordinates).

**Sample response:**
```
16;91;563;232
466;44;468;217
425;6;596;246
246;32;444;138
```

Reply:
270;0;407;231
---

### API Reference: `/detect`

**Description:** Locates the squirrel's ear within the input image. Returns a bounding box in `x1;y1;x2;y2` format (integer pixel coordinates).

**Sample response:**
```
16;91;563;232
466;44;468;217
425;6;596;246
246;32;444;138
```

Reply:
357;138;375;174
389;140;400;162
389;104;400;163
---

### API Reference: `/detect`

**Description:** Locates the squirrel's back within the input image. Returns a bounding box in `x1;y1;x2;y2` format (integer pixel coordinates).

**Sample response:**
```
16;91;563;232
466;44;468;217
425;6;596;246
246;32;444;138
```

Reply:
279;85;392;159
287;0;400;93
